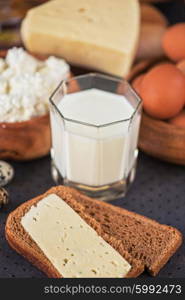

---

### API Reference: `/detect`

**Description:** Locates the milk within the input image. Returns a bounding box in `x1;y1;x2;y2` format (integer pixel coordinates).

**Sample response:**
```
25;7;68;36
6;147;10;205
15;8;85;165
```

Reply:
58;89;134;125
50;88;136;187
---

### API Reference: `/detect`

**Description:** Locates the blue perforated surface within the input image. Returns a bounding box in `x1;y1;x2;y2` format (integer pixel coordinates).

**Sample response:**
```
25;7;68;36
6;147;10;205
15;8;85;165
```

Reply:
0;0;184;280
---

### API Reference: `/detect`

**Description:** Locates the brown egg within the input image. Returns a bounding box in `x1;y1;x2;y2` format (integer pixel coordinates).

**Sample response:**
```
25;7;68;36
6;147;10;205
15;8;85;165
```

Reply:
169;110;185;128
132;74;145;94
140;63;185;119
177;60;185;75
162;23;185;62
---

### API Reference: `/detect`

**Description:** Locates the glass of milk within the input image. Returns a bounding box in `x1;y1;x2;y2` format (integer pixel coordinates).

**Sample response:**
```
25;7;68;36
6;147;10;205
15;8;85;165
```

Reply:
49;73;142;201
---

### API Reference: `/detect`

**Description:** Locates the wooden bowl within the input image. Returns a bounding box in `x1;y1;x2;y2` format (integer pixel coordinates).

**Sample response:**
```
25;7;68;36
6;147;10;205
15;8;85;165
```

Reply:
0;50;51;161
129;59;185;165
139;113;185;165
0;114;50;161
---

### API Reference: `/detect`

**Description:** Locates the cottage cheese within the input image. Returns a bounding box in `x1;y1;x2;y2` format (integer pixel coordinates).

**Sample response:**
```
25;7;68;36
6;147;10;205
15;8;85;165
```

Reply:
0;48;70;122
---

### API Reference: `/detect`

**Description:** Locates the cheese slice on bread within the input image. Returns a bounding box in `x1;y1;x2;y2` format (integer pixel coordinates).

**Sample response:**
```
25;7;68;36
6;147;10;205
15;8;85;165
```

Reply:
21;193;131;278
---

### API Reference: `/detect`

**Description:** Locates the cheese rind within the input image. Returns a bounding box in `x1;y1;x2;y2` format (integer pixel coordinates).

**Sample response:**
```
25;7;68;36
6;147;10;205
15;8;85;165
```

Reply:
21;0;140;77
21;194;131;278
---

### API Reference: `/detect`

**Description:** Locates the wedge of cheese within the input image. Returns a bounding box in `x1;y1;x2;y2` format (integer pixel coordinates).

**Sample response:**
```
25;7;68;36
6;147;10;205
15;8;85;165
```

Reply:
21;0;140;77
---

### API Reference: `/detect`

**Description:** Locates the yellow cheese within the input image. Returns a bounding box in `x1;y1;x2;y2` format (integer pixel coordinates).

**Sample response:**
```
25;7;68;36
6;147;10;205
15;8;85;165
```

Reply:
21;0;140;77
21;194;131;278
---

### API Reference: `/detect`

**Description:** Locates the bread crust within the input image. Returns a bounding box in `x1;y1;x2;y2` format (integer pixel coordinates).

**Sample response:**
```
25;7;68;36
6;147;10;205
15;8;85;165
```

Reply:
5;186;182;277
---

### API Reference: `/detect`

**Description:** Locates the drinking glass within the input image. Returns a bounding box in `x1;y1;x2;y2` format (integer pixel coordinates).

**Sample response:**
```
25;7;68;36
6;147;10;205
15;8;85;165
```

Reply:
49;73;142;201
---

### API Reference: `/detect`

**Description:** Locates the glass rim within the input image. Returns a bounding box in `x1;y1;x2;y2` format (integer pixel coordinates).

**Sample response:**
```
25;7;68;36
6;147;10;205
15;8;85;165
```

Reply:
49;73;142;128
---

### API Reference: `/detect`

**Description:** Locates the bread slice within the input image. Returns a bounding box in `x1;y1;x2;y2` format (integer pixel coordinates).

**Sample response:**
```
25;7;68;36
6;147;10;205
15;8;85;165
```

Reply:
5;186;182;277
5;186;143;278
71;188;183;276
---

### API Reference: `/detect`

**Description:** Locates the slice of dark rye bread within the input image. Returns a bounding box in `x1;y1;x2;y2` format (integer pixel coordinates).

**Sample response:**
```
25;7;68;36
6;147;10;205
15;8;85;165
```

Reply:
5;187;143;278
5;186;182;278
5;188;143;278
